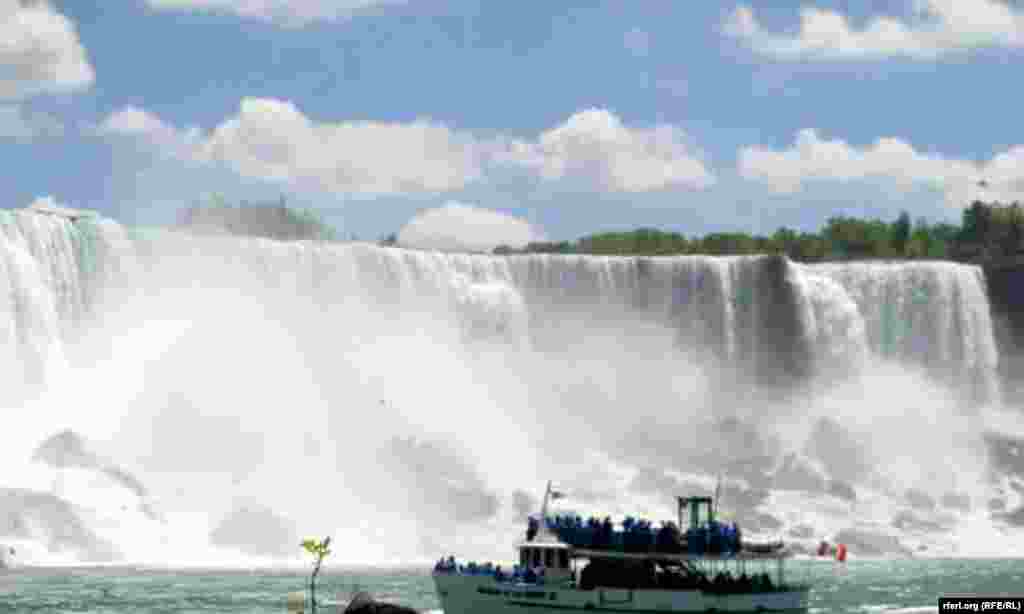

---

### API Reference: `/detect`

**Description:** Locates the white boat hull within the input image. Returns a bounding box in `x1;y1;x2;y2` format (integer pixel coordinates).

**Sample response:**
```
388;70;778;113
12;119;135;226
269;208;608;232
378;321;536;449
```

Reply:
433;573;809;613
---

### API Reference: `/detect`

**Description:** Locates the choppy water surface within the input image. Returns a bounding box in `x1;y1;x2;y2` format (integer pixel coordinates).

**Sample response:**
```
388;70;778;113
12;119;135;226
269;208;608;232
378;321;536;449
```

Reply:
1;560;1021;613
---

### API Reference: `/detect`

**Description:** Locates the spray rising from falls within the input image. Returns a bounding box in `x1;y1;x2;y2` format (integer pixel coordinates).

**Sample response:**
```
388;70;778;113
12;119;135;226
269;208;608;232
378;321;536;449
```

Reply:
0;208;1020;566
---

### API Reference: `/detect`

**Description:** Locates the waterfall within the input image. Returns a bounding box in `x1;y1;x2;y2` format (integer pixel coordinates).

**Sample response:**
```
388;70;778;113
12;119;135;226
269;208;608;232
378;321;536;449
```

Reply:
0;208;1015;564
797;261;1000;405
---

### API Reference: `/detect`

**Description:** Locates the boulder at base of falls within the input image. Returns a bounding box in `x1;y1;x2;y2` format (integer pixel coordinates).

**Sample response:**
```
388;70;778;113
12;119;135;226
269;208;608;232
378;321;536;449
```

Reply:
344;591;418;614
209;503;298;558
833;528;911;556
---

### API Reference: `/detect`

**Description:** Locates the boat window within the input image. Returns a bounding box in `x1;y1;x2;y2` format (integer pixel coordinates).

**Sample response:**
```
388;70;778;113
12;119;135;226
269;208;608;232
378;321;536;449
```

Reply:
545;549;554;568
558;550;569;569
532;549;541;567
520;549;528;567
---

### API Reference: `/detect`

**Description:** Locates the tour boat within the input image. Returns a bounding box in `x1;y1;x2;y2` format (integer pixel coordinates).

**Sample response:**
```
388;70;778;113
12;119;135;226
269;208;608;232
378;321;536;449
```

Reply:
432;482;811;613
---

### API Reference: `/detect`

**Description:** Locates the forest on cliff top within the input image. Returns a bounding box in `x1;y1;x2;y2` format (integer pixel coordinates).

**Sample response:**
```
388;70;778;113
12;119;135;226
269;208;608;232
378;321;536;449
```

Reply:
496;201;1023;265
179;198;1022;266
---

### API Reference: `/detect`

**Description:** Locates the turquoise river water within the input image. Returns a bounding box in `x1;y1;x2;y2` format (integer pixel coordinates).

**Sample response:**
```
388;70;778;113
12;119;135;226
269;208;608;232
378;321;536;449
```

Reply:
1;559;1022;613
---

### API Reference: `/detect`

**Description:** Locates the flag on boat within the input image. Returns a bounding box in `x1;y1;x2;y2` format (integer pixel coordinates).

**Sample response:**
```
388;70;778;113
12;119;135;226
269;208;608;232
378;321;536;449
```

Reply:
836;543;848;562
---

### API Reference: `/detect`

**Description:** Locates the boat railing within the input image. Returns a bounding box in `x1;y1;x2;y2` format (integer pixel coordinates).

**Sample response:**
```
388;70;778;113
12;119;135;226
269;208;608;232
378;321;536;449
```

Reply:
433;558;556;585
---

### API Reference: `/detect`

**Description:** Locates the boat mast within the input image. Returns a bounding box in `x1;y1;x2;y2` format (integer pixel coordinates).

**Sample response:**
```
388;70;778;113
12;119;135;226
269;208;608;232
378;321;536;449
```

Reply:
539;480;552;521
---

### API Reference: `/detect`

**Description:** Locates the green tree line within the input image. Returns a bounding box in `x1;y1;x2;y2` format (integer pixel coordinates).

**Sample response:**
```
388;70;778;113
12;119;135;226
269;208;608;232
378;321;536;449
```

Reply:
494;201;1024;264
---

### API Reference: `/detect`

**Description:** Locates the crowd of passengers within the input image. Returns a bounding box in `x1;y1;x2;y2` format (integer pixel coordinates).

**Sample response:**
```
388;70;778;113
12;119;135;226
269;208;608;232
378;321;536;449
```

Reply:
666;570;777;594
527;515;743;554
709;571;775;593
434;556;552;584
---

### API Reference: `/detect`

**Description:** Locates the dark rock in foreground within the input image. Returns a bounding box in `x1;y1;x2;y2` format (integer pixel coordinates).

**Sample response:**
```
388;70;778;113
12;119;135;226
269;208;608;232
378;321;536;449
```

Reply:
344;591;418;614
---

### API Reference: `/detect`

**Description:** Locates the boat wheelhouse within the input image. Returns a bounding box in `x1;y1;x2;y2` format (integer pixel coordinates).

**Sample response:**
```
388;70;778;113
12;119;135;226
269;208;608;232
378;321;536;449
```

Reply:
432;483;810;614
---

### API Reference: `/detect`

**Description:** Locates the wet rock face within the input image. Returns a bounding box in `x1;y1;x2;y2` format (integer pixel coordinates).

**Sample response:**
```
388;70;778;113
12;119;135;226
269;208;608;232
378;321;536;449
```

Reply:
833;528;910;556
0;488;119;561
209;503;298;557
755;254;814;385
983;266;1024;407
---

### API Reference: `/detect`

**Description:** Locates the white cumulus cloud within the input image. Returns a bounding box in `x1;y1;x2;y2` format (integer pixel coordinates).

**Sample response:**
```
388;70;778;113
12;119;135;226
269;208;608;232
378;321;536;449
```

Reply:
739;128;1024;206
100;106;203;154
397;202;542;253
0;1;94;99
499;108;714;192
724;1;1024;60
144;0;406;25
99;100;715;196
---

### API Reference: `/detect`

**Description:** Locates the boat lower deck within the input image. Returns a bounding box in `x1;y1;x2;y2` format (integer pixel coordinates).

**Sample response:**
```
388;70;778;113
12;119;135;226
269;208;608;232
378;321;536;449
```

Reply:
433;572;810;613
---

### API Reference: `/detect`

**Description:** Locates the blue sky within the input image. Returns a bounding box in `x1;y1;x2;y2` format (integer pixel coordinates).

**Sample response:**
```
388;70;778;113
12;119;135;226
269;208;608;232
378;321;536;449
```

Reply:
2;1;1023;246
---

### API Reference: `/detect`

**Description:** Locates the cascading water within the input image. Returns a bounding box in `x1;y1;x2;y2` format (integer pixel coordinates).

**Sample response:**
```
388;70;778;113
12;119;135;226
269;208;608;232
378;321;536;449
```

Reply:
0;207;1021;567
